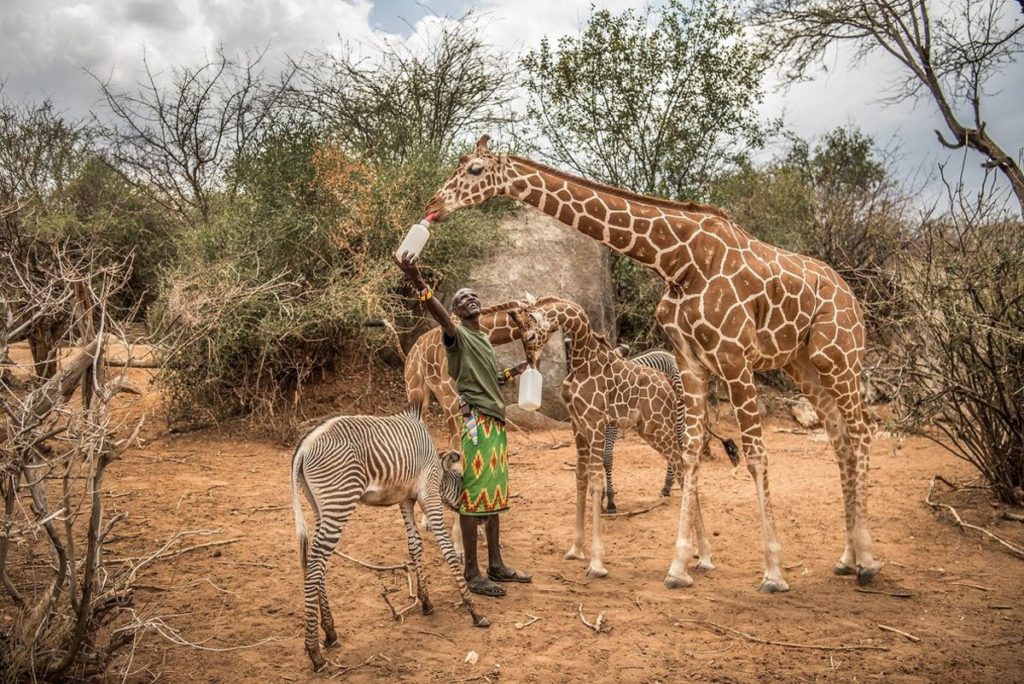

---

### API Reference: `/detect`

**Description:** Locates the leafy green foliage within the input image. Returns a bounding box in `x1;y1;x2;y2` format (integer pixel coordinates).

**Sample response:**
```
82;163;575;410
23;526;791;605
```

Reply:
522;0;773;200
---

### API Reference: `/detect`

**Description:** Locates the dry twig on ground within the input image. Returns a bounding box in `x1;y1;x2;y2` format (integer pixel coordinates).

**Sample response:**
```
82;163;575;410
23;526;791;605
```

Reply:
926;476;1024;560
675;619;890;652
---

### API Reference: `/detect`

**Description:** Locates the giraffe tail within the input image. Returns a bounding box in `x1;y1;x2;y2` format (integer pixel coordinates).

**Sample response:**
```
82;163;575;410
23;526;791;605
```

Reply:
706;425;740;467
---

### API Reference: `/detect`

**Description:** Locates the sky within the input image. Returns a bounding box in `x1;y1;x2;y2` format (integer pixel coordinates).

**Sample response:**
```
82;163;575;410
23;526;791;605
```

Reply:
1;0;1022;208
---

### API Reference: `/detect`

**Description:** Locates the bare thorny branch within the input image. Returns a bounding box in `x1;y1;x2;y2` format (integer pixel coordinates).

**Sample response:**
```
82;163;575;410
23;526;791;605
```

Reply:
751;0;1024;214
0;234;150;681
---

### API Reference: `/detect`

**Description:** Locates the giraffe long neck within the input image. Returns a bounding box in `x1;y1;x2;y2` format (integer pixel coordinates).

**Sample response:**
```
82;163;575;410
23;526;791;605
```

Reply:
549;304;607;372
502;157;712;282
480;310;519;345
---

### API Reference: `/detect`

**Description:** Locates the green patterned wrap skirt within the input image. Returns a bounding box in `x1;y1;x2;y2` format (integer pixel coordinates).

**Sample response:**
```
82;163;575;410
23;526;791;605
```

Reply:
459;409;510;516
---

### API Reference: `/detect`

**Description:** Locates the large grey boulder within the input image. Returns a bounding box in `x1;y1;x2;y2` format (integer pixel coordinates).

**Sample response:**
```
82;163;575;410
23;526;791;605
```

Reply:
464;206;616;421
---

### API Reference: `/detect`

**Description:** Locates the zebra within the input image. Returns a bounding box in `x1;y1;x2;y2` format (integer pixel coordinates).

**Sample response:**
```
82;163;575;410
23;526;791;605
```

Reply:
290;403;489;672
603;346;738;513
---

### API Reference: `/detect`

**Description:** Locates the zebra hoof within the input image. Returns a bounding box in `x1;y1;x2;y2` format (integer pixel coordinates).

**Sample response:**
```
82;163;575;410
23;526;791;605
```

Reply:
659;488;671;498
324;633;339;648
693;559;715;573
311;656;329;672
474;616;491;628
664;573;693;589
833;562;857;576
421;598;434;615
856;564;883;586
759;578;790;593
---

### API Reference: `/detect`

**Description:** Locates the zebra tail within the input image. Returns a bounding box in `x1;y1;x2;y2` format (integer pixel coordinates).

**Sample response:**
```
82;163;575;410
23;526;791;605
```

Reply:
291;446;309;572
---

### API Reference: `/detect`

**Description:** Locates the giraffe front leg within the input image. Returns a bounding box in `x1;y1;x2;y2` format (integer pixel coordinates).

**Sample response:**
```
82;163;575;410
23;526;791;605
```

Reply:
564;429;589;561
727;373;788;593
586;466;608;578
690;464;715;572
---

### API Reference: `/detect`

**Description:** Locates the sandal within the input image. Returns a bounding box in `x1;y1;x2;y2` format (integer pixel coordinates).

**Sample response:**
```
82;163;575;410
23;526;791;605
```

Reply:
467;576;506;597
487;567;532;584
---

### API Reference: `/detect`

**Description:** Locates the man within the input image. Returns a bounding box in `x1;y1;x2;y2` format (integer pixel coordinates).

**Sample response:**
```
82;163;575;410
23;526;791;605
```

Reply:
395;253;532;597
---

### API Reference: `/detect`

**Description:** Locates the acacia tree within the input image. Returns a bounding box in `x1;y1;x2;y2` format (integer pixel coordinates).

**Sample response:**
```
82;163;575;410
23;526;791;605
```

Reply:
94;47;294;226
751;0;1024;214
292;17;515;163
521;0;773;201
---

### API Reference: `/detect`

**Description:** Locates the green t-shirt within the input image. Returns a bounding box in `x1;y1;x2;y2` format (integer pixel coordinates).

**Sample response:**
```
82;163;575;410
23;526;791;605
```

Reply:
444;324;505;422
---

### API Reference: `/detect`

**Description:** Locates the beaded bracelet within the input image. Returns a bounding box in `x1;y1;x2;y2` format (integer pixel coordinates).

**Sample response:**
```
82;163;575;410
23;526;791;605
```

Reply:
417;287;433;302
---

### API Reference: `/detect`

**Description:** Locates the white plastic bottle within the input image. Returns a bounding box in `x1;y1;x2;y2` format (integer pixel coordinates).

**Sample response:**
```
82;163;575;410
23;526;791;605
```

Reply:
517;366;543;411
396;220;431;260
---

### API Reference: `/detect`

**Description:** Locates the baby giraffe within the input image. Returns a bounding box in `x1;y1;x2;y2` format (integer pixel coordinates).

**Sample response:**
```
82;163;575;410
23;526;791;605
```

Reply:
510;297;716;586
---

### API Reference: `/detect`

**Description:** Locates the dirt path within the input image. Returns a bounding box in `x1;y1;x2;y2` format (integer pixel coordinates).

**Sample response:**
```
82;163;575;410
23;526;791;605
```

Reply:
103;406;1024;682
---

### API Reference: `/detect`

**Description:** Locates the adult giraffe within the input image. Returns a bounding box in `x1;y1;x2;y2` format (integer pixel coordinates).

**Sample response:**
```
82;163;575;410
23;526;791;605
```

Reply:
423;136;881;592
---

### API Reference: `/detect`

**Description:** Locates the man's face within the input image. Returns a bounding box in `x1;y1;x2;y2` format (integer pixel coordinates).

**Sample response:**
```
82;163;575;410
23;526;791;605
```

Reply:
452;288;483;319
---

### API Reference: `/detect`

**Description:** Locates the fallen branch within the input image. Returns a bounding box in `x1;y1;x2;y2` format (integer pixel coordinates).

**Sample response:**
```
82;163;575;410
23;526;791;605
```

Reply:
685;643;735;656
605;500;666;519
337;552;408;571
514;614;541;630
949;581;993;592
578;604;610;633
878;624;921;643
1002;512;1024;523
328;654;377;679
380;586;418;622
412;629;456;643
854;587;913;599
674;619;889;652
926;476;1024;560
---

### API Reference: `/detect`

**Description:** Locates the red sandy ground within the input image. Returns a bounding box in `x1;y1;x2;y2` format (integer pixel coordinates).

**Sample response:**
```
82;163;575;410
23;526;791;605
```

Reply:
9;353;1024;683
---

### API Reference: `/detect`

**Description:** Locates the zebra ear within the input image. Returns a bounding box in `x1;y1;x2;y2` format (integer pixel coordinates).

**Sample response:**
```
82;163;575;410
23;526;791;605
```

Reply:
440;450;461;472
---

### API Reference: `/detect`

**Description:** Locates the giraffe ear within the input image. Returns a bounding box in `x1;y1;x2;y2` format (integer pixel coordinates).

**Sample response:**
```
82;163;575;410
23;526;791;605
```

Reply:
475;135;491;154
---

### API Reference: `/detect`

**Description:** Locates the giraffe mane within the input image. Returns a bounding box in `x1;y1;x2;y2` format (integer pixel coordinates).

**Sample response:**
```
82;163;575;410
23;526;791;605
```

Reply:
508;155;731;220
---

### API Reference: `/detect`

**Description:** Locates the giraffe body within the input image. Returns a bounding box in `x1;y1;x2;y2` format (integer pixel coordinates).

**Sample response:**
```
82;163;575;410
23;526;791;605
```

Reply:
425;136;881;590
509;299;714;584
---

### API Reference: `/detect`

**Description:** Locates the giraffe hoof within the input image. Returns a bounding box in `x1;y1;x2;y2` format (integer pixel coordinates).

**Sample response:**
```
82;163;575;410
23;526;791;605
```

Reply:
664;573;693;589
693;559;715;573
586;564;608;578
856;564;883;586
833;562;857;576
564;548;585;561
759;578;790;593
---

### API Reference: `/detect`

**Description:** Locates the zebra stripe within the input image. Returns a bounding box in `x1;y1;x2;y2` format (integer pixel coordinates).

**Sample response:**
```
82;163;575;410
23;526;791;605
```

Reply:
290;404;487;671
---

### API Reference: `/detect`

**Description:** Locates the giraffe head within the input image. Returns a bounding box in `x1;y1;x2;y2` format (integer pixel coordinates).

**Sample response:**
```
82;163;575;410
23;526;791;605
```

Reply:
508;303;559;367
425;135;510;220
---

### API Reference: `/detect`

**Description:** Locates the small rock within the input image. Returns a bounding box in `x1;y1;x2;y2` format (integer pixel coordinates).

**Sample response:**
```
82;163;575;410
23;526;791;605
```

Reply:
464;651;479;665
790;398;821;428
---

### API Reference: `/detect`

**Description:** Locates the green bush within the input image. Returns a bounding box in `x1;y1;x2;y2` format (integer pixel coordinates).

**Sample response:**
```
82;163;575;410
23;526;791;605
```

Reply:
154;125;504;425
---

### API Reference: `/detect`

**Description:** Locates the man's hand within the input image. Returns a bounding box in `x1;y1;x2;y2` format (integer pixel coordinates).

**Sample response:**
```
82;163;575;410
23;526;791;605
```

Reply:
512;361;531;375
394;253;426;290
